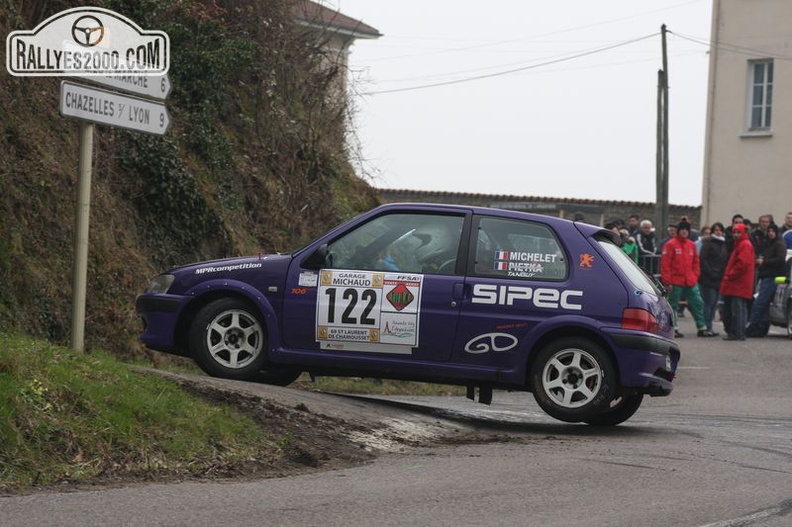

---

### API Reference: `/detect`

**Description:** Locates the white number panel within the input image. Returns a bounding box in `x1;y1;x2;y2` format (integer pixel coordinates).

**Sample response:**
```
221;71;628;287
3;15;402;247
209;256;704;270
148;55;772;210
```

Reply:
316;270;423;354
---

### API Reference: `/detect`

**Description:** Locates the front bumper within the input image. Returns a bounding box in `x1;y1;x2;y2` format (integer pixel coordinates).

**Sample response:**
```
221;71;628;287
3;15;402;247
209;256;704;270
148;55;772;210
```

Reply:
136;294;185;355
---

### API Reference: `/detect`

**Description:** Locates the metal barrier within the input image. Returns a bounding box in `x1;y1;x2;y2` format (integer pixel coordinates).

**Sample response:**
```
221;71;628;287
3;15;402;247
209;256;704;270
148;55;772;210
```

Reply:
638;253;661;280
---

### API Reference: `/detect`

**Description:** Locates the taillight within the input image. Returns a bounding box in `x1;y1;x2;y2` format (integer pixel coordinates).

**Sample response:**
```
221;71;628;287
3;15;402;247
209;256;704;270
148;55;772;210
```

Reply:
622;308;659;333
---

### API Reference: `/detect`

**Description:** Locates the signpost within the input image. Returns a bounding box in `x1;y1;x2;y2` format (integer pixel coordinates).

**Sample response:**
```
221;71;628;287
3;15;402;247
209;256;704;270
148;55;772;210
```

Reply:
76;73;172;100
59;77;171;351
60;81;170;135
7;6;173;352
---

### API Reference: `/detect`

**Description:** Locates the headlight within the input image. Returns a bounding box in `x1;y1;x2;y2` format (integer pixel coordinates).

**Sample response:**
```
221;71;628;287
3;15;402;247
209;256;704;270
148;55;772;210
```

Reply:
146;274;175;294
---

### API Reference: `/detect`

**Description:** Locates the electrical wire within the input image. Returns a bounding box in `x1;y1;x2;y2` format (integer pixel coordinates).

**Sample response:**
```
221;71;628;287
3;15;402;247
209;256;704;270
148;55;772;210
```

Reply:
355;0;705;64
669;30;792;61
367;42;703;85
362;33;659;95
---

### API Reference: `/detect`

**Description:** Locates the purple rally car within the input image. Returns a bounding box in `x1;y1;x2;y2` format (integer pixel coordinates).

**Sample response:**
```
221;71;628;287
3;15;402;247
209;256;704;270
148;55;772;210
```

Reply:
137;203;680;425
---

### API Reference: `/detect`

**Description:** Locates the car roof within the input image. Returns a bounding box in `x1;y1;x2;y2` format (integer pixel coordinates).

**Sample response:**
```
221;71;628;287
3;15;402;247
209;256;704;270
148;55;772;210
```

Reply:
372;202;607;235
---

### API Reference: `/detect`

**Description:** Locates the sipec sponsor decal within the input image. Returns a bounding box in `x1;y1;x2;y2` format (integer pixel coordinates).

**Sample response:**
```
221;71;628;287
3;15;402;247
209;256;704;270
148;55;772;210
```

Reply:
472;284;583;310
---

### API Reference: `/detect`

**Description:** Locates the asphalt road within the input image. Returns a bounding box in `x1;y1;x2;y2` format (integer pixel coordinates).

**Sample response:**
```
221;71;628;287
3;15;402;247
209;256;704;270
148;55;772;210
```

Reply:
2;316;791;526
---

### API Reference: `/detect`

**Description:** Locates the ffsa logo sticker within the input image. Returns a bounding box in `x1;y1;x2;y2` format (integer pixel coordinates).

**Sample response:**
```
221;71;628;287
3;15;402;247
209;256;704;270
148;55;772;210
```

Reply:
6;7;170;76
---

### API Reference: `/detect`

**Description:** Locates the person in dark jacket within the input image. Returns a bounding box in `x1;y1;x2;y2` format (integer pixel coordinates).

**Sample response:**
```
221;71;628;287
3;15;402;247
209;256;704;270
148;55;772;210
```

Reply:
750;214;773;255
698;222;728;334
634;219;658;276
660;220;717;338
746;224;787;337
720;223;756;340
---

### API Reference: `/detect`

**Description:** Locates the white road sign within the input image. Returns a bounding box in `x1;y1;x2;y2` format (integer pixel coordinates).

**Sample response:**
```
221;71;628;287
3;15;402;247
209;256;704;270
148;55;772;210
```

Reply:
60;81;170;135
76;73;171;100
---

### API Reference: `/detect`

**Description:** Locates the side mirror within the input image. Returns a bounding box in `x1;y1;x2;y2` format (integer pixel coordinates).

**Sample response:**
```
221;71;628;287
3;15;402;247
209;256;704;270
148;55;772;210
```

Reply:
303;244;331;270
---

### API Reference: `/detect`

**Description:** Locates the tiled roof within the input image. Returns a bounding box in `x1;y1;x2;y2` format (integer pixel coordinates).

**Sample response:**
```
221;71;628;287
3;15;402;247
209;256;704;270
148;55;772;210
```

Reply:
293;1;382;39
377;188;699;209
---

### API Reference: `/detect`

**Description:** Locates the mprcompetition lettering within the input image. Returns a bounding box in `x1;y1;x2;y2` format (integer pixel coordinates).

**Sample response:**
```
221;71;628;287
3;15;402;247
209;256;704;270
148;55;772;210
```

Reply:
472;284;583;310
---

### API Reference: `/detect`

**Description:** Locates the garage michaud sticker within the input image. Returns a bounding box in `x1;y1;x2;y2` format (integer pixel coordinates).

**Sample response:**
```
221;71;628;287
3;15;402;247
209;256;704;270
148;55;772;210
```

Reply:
316;270;423;354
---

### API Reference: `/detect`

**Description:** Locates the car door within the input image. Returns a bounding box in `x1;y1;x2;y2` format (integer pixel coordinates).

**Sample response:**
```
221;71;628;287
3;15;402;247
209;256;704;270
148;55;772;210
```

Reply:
280;209;470;362
451;214;577;369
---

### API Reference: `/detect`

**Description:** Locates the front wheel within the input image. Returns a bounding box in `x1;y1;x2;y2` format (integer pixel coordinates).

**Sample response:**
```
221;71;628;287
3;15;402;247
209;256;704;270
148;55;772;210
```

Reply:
530;337;617;423
190;298;268;381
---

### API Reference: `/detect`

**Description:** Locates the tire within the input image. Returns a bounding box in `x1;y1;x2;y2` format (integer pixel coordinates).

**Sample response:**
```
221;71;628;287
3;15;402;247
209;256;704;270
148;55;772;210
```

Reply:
254;369;302;387
786;304;792;339
530;337;617;423
584;394;644;426
190;298;268;381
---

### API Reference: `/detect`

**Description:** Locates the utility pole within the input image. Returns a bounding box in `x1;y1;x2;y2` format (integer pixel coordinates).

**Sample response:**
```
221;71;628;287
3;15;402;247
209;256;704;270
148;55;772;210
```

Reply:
656;24;670;233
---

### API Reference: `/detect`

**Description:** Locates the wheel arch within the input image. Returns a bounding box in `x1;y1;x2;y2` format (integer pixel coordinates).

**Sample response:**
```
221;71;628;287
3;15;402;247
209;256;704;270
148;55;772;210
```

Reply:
174;287;279;357
525;326;620;390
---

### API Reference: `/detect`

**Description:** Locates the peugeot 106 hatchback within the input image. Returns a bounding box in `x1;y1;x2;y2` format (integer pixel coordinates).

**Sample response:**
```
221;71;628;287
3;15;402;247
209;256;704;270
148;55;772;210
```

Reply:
137;203;680;425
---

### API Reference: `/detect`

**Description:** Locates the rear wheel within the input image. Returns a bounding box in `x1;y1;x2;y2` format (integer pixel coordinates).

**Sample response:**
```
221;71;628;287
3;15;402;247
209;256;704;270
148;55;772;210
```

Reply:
530;337;617;423
190;298;299;385
584;394;644;426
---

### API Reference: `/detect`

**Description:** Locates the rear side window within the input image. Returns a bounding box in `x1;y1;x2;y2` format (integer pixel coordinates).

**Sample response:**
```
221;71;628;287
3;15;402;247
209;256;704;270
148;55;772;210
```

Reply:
596;237;661;295
473;217;567;281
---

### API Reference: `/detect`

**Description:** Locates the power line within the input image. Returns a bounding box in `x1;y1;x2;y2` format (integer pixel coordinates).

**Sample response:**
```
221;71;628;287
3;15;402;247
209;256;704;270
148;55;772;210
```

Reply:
367;45;702;85
354;0;705;64
669;30;792;61
362;33;659;95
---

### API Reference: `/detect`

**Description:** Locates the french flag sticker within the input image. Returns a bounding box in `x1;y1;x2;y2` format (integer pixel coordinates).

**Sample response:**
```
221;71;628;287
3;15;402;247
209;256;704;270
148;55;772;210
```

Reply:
494;261;508;271
495;251;509;260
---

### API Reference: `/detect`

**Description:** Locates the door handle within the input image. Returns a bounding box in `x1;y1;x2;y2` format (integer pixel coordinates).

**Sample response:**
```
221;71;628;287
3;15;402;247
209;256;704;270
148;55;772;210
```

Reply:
452;282;465;300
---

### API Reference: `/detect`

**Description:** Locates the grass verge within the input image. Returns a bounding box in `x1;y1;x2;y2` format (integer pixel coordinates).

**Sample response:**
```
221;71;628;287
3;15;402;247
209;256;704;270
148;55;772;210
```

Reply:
0;333;281;492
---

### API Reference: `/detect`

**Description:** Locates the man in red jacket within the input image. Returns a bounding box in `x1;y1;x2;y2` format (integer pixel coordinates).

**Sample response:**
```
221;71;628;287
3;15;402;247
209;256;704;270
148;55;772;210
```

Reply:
719;223;756;340
661;220;717;338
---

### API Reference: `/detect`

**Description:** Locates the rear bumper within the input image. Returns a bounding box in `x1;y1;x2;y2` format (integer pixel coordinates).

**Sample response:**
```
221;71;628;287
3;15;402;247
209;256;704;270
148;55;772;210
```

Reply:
607;330;681;396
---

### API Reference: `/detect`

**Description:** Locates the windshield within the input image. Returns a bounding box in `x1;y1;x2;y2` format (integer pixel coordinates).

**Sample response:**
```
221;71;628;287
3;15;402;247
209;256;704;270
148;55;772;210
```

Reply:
596;238;661;296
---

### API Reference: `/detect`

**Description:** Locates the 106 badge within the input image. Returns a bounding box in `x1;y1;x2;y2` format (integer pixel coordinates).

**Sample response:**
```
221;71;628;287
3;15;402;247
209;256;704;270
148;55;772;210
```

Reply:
316;270;423;353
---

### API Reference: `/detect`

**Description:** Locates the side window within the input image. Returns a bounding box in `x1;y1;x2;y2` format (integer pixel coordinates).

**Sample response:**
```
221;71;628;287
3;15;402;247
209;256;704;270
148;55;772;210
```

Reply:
327;213;465;275
473;217;567;281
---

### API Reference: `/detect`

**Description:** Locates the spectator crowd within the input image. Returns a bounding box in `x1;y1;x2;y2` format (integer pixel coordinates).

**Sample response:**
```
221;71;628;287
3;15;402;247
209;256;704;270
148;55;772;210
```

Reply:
601;211;792;341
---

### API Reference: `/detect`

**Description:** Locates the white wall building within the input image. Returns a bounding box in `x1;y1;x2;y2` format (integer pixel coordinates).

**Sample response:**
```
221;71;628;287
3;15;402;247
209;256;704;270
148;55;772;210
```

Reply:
702;0;792;225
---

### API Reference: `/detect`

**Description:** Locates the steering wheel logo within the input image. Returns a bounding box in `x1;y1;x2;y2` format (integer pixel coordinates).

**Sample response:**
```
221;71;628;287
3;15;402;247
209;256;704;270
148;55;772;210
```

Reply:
71;15;104;47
